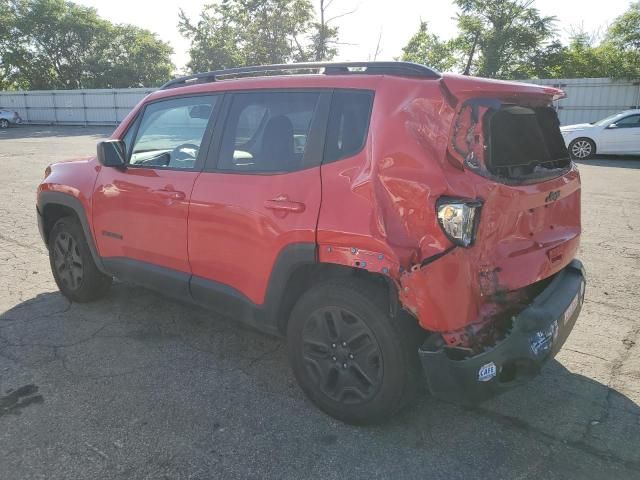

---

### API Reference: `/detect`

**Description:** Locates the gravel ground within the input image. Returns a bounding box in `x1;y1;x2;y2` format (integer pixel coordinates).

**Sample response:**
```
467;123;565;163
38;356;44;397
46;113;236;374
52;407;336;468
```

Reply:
0;125;639;479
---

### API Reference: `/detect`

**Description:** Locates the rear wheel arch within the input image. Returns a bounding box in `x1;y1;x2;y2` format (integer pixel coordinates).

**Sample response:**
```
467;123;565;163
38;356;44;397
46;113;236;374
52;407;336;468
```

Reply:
272;258;404;335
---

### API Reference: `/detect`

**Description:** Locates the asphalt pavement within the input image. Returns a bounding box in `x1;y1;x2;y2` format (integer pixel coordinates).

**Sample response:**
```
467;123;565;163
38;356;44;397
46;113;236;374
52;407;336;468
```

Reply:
0;125;639;479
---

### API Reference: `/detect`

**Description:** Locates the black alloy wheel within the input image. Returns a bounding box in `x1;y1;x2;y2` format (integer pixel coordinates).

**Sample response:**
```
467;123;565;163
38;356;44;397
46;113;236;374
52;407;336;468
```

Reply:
287;278;424;424
48;216;112;302
52;230;84;292
301;305;383;404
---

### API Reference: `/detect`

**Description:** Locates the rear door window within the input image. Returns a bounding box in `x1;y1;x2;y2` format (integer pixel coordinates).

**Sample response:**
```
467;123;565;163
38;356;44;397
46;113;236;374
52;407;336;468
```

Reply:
217;91;320;173
324;90;374;163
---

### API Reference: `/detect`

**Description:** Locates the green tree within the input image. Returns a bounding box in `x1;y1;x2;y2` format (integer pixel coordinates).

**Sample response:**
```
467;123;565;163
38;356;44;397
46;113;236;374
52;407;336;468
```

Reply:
179;0;314;73
455;0;556;78
510;40;567;79
603;1;640;78
304;0;350;61
0;2;16;89
88;25;174;88
557;33;609;78
401;22;458;72
1;0;174;90
607;1;640;50
401;0;557;79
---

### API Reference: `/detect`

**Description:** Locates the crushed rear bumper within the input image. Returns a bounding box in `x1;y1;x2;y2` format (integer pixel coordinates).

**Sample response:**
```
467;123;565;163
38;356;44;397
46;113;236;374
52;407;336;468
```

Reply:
419;259;585;404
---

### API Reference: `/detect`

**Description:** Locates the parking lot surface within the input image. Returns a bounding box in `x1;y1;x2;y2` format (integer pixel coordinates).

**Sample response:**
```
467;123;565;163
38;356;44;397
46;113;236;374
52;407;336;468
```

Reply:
1;126;639;479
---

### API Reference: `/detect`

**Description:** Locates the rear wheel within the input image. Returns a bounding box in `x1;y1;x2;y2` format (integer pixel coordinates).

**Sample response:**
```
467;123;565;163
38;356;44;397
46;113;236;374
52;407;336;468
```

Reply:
0;119;9;129
287;277;423;424
569;137;596;160
48;216;112;302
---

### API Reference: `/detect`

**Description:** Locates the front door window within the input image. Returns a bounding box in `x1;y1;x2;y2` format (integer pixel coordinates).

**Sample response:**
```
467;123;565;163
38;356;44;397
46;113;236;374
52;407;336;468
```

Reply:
129;95;218;170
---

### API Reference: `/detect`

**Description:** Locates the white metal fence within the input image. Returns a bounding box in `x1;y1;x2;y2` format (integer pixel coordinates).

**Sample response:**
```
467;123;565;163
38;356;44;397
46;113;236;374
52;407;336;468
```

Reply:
0;88;154;126
1;78;639;126
524;78;640;125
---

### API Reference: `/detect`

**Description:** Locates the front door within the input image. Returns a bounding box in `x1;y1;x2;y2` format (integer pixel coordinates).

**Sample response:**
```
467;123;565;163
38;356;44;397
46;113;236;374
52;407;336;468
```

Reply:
601;114;640;153
92;94;220;292
188;90;330;308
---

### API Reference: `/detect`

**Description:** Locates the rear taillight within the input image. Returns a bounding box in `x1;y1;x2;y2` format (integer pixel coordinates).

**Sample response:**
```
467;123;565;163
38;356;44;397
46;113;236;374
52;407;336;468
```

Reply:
436;198;482;247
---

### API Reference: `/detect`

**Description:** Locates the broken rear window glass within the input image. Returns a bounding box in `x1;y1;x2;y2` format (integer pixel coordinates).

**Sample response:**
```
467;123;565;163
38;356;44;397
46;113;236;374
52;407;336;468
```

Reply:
483;105;570;181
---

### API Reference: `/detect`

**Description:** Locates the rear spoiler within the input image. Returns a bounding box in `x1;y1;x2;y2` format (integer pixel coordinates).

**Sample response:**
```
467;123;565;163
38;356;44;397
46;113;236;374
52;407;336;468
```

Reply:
440;74;566;105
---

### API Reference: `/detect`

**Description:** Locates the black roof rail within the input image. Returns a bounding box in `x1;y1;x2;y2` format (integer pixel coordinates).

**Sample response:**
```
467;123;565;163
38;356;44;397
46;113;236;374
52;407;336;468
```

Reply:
160;61;441;90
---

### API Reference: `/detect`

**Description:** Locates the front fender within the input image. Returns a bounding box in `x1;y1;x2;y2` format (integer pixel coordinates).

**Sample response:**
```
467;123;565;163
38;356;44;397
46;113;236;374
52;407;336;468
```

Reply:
37;191;106;273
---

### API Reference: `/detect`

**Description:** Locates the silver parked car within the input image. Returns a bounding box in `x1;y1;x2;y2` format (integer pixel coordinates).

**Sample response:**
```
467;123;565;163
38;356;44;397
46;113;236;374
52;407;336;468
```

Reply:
0;108;22;128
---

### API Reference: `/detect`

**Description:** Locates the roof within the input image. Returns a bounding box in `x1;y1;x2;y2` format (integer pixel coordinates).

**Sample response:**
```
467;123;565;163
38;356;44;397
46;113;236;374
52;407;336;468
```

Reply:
160;62;441;91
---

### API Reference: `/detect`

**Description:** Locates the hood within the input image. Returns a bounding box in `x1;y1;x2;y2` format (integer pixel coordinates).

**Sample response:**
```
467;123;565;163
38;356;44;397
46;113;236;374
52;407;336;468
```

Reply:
560;123;594;132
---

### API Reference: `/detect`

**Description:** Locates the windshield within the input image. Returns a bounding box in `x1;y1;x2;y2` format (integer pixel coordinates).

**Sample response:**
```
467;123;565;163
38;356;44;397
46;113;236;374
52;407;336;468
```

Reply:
593;112;623;126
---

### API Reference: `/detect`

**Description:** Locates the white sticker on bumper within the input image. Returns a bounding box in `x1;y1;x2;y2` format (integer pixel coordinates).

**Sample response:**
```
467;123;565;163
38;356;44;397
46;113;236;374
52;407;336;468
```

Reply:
478;362;497;382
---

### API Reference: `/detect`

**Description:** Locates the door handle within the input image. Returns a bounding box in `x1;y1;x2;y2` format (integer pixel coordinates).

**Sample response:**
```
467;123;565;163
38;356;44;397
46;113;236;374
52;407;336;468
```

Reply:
153;188;186;200
264;195;305;213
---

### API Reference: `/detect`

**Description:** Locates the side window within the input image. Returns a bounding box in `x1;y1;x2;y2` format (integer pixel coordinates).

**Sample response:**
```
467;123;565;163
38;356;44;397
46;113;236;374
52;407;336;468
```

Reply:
129;95;218;169
324;90;373;163
218;91;320;172
615;115;640;128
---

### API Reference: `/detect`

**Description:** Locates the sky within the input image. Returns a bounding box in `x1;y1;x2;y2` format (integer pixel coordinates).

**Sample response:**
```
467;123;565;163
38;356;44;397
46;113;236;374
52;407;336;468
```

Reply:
75;0;635;73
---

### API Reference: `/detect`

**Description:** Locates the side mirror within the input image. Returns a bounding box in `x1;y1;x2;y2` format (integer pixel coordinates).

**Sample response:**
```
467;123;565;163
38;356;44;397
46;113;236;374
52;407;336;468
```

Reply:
607;123;618;129
97;140;126;167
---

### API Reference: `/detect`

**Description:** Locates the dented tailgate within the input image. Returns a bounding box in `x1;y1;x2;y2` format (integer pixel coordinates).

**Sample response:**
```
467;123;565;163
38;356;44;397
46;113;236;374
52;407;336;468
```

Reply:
399;167;581;333
399;76;580;333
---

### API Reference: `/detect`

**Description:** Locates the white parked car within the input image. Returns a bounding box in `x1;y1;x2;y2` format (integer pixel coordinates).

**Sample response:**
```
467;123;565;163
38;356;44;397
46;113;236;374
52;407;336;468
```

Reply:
560;109;640;159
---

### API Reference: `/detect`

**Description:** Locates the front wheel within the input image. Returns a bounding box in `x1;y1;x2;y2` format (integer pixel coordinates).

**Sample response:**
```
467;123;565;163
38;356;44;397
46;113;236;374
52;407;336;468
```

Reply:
569;137;596;160
0;119;9;129
48;216;112;302
287;277;423;424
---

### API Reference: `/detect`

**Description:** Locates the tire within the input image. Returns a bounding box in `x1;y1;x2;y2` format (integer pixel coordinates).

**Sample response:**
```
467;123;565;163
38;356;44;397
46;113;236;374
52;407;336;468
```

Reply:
287;277;424;424
0;119;9;129
48;216;112;302
569;137;596;160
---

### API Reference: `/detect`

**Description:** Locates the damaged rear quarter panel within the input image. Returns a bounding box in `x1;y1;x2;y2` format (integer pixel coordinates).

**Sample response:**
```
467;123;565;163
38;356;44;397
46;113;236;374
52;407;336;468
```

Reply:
318;75;581;334
317;76;457;271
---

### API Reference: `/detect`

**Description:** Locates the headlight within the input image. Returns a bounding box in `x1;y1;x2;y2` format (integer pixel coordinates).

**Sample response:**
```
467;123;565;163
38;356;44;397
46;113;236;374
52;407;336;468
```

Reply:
436;198;482;247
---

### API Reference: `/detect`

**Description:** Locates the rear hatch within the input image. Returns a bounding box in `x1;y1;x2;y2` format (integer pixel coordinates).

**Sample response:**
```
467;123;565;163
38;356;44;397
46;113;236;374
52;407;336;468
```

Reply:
446;73;580;282
400;75;581;333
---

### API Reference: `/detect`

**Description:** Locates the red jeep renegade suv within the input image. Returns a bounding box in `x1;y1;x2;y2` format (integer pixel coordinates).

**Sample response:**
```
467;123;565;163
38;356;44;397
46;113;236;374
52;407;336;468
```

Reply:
37;62;585;424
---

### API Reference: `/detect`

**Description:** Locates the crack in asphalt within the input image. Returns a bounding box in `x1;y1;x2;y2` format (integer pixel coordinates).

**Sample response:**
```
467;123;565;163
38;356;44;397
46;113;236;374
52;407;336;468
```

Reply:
562;348;611;363
0;233;46;254
0;384;44;418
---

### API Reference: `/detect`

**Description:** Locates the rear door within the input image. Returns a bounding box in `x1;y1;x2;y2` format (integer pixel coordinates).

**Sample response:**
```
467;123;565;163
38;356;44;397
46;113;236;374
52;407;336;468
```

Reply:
188;90;330;307
92;95;219;294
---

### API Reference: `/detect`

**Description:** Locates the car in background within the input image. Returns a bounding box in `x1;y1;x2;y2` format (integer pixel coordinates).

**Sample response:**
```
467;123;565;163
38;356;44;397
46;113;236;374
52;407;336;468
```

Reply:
561;109;640;159
0;108;22;129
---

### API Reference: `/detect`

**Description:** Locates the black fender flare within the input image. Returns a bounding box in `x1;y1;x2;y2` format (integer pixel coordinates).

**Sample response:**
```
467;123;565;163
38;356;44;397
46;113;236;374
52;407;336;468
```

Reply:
37;191;107;274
